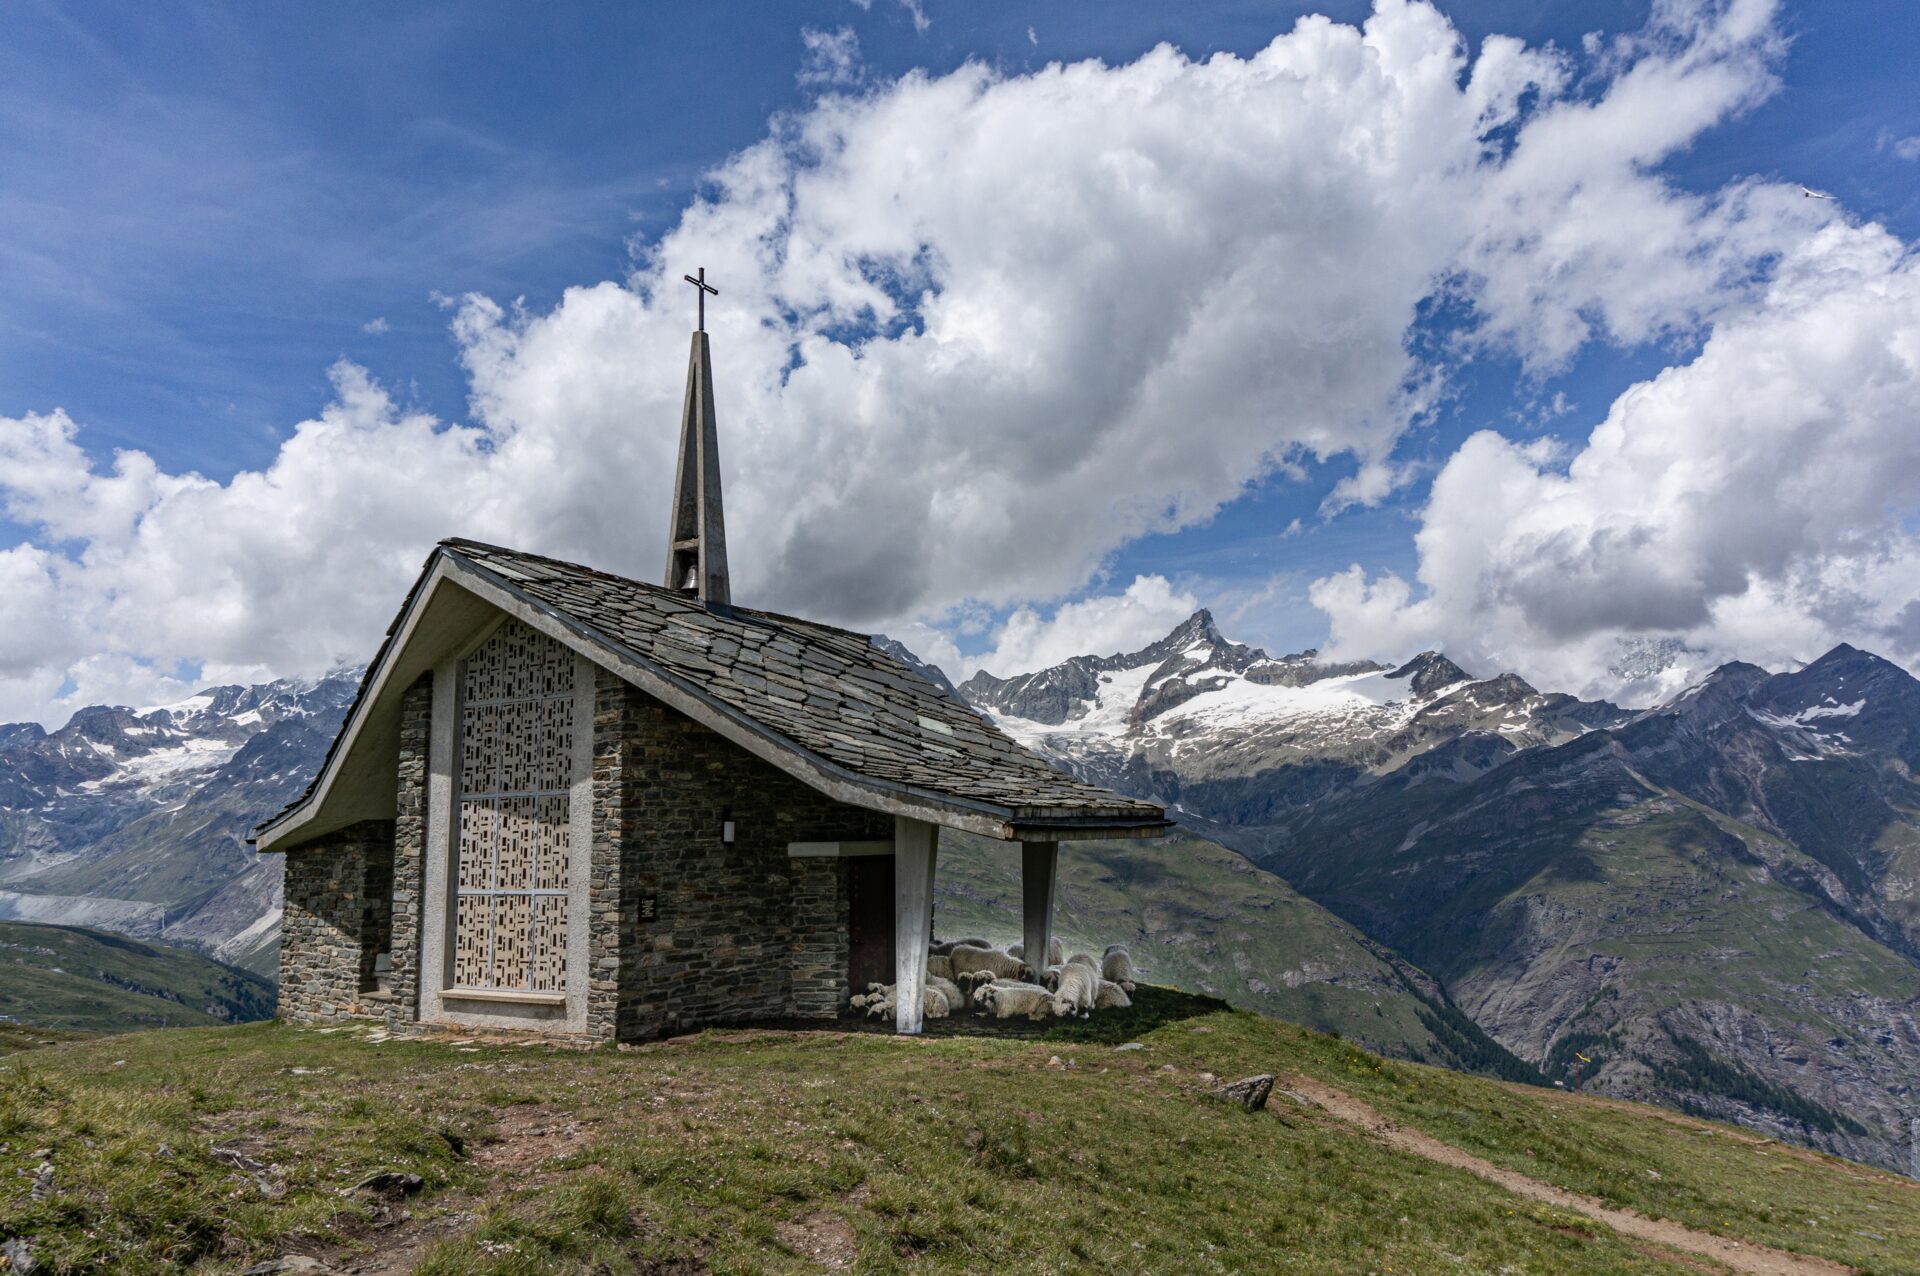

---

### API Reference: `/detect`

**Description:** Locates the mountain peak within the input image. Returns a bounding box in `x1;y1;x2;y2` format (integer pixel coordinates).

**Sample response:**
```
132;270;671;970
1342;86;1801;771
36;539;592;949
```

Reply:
1149;608;1223;654
1386;651;1472;698
1800;642;1898;676
870;635;960;699
0;722;47;752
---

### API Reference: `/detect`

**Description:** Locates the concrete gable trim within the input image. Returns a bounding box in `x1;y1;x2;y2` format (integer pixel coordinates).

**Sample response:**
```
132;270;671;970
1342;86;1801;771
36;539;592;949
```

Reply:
255;553;470;853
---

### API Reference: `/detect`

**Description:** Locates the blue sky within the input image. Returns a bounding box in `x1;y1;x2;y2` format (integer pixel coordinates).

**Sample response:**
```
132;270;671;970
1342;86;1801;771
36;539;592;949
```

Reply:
2;0;1918;721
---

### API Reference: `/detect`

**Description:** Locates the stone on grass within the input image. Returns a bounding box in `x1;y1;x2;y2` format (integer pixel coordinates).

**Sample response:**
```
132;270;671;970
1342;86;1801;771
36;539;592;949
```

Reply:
240;1258;333;1274
2;1236;36;1274
1115;1042;1145;1052
1214;1074;1275;1112
344;1170;424;1198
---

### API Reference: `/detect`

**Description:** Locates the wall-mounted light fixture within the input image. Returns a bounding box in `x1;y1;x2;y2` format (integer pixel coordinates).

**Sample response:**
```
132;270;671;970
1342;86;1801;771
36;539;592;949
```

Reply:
721;806;735;846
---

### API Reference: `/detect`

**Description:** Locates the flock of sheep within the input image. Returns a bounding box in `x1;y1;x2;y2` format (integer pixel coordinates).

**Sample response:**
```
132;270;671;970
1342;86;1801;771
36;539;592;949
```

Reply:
848;936;1139;1023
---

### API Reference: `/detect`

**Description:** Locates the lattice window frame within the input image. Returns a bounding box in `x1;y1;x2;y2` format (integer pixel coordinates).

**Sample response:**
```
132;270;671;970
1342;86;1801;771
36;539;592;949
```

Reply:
450;621;577;995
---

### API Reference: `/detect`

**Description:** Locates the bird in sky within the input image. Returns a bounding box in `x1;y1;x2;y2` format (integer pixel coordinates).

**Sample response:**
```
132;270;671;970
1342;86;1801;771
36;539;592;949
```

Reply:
1801;186;1834;199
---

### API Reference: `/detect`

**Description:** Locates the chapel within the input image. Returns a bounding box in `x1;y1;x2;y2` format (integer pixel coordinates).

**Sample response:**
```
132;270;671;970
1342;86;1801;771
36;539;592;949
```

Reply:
257;278;1168;1039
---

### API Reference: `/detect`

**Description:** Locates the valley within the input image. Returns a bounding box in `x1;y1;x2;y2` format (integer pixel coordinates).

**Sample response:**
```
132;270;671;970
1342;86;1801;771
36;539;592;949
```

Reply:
5;614;1919;1175
971;614;1920;1174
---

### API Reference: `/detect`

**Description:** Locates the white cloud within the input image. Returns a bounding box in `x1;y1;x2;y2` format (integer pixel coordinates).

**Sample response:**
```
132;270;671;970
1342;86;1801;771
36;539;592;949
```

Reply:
1880;130;1920;162
0;0;1868;723
799;27;862;88
1313;220;1920;702
361;316;391;335
961;576;1202;679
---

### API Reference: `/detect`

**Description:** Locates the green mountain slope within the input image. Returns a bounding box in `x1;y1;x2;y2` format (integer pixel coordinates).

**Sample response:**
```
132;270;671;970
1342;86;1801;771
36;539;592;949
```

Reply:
1261;732;1920;1172
3;1012;1916;1274
0;921;276;1033
935;829;1542;1080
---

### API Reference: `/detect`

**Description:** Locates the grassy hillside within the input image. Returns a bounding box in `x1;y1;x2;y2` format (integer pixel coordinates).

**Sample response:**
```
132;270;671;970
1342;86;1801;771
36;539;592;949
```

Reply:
936;829;1542;1080
1;1004;1914;1274
0;921;275;1033
0;1024;89;1057
1262;741;1920;1170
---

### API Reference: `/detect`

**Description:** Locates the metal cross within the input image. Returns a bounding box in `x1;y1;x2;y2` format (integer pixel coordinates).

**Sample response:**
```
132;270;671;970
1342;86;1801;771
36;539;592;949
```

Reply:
683;266;718;332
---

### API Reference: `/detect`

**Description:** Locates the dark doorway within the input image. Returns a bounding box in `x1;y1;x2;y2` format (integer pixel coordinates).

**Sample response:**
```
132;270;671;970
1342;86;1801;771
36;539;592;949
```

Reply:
847;855;895;992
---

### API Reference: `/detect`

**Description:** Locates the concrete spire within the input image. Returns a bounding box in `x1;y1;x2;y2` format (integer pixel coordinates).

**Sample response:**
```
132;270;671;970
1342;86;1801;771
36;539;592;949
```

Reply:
663;329;731;609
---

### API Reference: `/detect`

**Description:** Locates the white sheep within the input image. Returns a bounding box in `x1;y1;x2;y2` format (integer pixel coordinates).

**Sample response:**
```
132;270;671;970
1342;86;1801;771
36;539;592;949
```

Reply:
927;974;966;1015
1009;938;1066;965
976;980;1056;1021
1050;963;1099;1018
930;937;990;956
927;953;955;982
1042;957;1094;991
860;981;952;1020
1095;979;1133;1010
1101;946;1137;992
949;945;1032;987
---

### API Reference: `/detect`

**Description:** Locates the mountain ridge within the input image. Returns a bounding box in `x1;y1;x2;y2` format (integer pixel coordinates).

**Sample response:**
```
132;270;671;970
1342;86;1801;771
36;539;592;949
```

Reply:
0;672;360;975
6;611;1919;1172
950;609;1920;1172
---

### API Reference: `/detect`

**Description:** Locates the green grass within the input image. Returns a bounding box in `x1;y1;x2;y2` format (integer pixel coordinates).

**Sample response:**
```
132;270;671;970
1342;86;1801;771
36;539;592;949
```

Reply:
1145;1011;1920;1276
3;1005;1916;1274
0;1023;92;1057
0;921;275;1033
936;830;1488;1064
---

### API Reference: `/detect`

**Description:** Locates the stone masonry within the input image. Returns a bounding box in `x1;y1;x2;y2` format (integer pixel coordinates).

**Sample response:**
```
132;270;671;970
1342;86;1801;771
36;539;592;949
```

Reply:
384;673;431;1025
590;671;887;1040
278;818;395;1024
789;856;851;1018
356;836;394;993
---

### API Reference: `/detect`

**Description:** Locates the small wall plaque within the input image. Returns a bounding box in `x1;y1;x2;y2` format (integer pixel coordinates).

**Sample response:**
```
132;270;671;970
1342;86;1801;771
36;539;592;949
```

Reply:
638;893;659;923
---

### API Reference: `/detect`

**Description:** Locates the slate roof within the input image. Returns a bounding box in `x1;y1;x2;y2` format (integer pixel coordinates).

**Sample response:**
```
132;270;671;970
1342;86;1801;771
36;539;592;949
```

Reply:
259;539;1166;839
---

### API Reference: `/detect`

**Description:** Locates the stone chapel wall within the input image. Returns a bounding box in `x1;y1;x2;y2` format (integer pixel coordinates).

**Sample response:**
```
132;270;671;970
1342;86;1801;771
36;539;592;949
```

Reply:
590;671;889;1040
277;818;396;1024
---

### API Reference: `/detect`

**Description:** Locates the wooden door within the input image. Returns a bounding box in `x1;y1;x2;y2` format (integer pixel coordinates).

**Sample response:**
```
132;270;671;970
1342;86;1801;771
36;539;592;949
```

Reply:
846;855;895;995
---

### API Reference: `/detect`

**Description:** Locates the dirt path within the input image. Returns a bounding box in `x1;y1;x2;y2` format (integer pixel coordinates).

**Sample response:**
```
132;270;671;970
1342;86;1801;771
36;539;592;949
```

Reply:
1278;1075;1854;1276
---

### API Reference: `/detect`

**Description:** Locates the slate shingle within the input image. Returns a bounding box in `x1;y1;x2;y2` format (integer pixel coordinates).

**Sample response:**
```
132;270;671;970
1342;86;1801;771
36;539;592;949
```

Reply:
445;540;1162;822
258;539;1167;841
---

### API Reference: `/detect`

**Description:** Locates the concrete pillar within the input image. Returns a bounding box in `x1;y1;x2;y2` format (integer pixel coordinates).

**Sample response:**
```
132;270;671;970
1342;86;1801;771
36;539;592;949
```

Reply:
893;816;939;1035
417;658;460;1021
1022;841;1059;973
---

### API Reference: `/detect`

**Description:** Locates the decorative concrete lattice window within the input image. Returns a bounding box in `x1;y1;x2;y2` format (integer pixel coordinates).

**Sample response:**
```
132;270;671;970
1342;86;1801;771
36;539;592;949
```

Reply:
452;621;574;993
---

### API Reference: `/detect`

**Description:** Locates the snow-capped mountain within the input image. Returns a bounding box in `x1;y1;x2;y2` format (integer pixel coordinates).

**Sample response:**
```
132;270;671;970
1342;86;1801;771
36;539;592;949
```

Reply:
945;613;1920;1175
961;609;1628;820
0;673;358;973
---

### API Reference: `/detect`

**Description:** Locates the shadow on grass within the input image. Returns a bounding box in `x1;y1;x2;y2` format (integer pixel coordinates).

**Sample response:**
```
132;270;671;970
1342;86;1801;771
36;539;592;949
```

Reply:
746;984;1232;1045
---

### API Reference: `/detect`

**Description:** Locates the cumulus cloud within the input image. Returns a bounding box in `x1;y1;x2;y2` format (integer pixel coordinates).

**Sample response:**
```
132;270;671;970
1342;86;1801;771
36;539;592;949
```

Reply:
960;576;1201;679
0;0;1865;722
1313;220;1920;702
